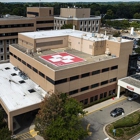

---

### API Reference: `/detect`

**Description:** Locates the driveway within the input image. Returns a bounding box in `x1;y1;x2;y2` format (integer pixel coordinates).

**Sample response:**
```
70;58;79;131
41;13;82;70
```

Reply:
83;98;140;140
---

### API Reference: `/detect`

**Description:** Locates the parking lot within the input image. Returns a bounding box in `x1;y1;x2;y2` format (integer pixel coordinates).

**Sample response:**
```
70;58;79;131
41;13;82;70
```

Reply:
84;97;140;140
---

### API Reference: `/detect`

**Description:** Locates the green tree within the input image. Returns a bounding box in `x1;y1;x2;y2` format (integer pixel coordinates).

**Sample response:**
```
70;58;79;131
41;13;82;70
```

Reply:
130;22;140;30
35;93;88;140
61;24;73;29
105;9;114;19
133;13;140;19
0;110;14;140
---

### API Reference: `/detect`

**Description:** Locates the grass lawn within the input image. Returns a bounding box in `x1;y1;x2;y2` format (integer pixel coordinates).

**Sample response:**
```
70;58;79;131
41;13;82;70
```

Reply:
106;110;140;140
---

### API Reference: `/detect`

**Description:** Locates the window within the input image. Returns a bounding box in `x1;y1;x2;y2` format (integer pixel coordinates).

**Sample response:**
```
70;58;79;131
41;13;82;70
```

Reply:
69;89;78;95
70;75;79;81
84;99;88;105
97;20;99;24
93;21;94;24
1;56;3;60
7;55;9;59
11;73;17;76
6;40;9;44
28;89;36;93
18;57;21;61
104;92;107;98
100;93;103;99
0;48;3;52
10;52;13;56
96;27;98;32
12;39;16;43
46;76;55;85
81;21;82;25
39;71;45;78
19;80;26;84
7;47;9;52
102;68;109;73
81;72;90;78
95;95;98;101
111;65;118;70
101;80;108;85
91;83;99;88
22;60;26;65
55;78;67;85
80;86;89;92
0;40;3;45
33;67;38;73
90;96;94;103
13;55;17;59
92;70;100;75
27;63;32;69
110;78;117;83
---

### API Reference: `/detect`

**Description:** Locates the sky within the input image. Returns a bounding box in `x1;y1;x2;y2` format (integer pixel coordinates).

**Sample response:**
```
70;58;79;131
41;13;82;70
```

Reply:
0;0;140;2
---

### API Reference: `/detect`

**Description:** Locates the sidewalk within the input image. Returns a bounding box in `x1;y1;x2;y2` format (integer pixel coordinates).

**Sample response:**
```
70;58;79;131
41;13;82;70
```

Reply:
84;95;127;115
31;95;127;140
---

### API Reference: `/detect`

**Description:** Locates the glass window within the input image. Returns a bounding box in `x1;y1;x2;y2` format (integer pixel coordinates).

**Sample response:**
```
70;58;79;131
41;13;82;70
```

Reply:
70;75;79;81
69;89;78;95
81;86;89;92
92;70;100;75
100;93;103;99
102;68;109;73
91;83;99;88
111;65;118;70
101;80;108;85
81;72;90;78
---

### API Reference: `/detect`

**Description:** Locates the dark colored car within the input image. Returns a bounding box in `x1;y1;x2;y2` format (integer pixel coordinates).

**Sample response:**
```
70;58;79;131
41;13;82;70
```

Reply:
137;56;140;61
127;93;139;101
110;108;125;117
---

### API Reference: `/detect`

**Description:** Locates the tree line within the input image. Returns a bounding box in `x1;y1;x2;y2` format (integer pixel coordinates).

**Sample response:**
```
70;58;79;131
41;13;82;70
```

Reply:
0;2;140;19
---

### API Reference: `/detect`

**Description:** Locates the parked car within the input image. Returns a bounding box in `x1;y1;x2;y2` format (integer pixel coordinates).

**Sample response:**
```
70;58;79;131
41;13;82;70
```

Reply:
127;93;139;101
110;108;125;117
137;56;140;61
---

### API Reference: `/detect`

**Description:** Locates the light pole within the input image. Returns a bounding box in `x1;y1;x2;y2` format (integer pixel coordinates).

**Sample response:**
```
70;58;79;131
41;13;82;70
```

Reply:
39;0;41;8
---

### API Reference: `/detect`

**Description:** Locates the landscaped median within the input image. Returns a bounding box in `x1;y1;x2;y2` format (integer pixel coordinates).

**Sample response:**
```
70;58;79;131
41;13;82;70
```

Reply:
105;110;140;140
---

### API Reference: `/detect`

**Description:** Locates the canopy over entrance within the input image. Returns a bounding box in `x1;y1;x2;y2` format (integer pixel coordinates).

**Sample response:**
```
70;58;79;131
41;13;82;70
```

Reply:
117;74;140;98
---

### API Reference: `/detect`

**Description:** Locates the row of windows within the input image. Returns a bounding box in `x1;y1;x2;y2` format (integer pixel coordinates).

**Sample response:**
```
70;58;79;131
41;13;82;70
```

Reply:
0;24;34;29
0;39;16;45
68;78;116;95
80;27;98;32
0;32;18;37
10;52;117;86
80;20;99;26
37;20;54;24
36;27;53;31
80;89;116;105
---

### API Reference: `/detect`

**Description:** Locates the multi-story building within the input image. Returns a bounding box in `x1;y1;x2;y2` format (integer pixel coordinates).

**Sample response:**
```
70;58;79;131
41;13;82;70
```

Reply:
0;7;54;63
54;8;101;32
27;7;54;31
10;29;133;105
0;29;133;133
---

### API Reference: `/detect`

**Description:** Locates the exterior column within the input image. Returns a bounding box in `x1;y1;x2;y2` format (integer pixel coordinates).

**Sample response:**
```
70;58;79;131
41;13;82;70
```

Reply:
117;85;121;98
8;114;13;134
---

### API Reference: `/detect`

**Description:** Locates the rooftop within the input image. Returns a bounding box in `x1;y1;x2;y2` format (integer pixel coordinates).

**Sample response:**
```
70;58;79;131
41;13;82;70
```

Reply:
0;63;48;112
20;29;131;43
0;14;34;20
12;44;118;71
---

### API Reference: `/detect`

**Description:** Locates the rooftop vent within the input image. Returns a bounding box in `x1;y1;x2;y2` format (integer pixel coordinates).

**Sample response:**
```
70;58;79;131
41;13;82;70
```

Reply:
5;67;10;70
117;37;122;42
105;48;111;56
28;89;36;93
36;48;41;54
11;73;17;76
19;80;26;84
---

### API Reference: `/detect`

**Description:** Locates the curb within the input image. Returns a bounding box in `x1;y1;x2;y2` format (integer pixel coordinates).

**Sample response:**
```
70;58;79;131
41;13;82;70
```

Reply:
103;108;140;140
85;96;127;116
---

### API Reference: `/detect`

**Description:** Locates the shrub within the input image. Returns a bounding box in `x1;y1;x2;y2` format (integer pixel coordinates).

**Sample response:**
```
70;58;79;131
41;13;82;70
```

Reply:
116;128;124;137
113;113;140;128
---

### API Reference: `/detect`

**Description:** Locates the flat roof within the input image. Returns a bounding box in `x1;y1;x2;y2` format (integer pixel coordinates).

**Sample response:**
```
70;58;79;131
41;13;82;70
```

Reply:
0;15;34;20
11;44;118;71
0;63;48;112
19;29;132;43
120;74;140;88
54;16;101;20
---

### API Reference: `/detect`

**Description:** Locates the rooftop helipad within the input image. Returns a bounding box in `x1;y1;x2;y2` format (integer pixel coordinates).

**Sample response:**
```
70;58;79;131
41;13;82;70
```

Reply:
40;52;85;67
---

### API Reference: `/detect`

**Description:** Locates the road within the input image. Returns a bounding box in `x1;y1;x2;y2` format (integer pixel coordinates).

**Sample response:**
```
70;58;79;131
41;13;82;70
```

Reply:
83;98;140;140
